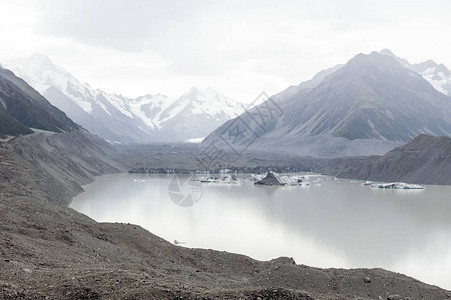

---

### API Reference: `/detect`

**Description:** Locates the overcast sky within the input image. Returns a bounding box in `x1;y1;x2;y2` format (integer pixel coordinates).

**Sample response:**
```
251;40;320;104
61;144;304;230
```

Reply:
1;0;450;101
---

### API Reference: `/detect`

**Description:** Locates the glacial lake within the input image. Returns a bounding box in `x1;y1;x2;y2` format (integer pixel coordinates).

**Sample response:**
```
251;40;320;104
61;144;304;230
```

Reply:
70;173;451;290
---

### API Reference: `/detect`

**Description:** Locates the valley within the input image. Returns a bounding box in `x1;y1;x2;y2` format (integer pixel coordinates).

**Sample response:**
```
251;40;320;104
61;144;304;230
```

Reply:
1;47;451;299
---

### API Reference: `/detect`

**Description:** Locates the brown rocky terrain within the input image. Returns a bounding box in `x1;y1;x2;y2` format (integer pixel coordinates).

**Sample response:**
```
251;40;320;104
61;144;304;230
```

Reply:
320;135;451;185
1;131;450;299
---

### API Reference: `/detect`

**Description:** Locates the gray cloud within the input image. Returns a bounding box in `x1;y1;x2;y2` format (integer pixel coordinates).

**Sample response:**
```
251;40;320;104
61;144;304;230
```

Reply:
2;0;451;100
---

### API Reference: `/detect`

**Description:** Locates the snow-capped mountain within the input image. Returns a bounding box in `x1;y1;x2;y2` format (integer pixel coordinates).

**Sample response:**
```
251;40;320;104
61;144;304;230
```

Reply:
380;49;451;95
127;93;174;130
410;61;451;95
3;54;244;143
4;54;155;143
204;52;451;158
153;87;246;142
126;87;245;142
0;65;79;138
276;49;451;97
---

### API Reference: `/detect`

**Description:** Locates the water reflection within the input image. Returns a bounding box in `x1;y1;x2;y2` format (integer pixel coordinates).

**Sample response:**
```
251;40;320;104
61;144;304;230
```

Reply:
71;173;451;290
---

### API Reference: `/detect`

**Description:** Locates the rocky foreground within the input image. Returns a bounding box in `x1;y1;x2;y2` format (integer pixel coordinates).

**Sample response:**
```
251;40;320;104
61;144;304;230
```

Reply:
1;131;451;299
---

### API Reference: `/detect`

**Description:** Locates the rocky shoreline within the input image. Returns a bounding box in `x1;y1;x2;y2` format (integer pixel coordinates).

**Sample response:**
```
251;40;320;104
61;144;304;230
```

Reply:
1;131;450;299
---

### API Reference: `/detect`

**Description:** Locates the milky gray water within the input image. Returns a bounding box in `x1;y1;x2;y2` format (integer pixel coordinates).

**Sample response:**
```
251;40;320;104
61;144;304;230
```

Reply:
70;173;451;290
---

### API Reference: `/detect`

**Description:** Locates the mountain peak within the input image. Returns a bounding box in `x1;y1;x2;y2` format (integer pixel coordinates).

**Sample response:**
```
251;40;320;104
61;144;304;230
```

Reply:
4;53;88;97
188;86;202;94
29;53;55;66
340;51;404;77
378;49;410;67
379;48;396;57
414;60;450;75
412;59;439;70
204;50;451;154
183;86;230;102
348;51;398;65
188;86;217;95
0;65;79;137
376;51;451;95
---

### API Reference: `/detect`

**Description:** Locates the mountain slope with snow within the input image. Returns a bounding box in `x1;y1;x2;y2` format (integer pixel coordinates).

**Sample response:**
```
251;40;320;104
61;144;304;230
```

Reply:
4;55;244;143
155;87;245;142
277;49;451;98
0;65;79;138
379;49;451;95
410;60;451;95
4;54;156;143
203;52;451;158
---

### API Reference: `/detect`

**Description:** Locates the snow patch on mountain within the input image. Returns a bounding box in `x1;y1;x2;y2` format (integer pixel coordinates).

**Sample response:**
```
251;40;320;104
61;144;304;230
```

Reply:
0;97;7;110
379;50;451;96
185;137;204;143
128;94;173;129
158;87;244;124
421;67;450;95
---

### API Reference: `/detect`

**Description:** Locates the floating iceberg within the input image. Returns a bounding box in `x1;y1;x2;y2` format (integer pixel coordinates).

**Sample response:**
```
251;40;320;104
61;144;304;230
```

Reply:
199;175;240;184
254;172;311;186
371;182;425;189
133;178;146;183
244;174;265;182
255;171;286;186
280;174;310;186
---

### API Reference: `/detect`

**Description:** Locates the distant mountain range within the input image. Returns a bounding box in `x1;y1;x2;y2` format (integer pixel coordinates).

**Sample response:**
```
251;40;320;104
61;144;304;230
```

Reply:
320;134;451;185
203;51;451;157
4;54;244;143
0;66;78;139
280;49;451;98
2;56;450;185
3;50;451;154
